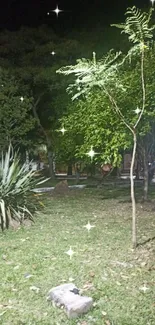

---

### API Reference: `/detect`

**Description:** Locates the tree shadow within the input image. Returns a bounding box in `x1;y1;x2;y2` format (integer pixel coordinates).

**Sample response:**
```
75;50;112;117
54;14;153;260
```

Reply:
137;236;155;247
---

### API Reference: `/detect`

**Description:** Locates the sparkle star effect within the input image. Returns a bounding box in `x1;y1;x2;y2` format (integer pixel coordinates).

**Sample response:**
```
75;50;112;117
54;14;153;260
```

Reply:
60;126;66;135
83;221;96;232
65;247;75;259
150;0;155;6
76;78;81;84
87;146;98;161
20;97;24;102
134;107;141;114
50;51;56;55
52;5;63;17
139;284;149;293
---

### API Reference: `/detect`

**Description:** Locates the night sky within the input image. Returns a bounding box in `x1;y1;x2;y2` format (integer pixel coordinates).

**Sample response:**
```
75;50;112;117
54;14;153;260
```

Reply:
0;0;150;32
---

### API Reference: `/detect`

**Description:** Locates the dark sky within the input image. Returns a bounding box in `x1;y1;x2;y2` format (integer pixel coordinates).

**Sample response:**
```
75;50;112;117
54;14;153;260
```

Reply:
0;0;150;31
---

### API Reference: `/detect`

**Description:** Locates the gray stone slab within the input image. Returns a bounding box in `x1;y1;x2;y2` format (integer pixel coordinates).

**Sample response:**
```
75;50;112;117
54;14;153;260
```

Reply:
47;283;93;318
32;185;86;193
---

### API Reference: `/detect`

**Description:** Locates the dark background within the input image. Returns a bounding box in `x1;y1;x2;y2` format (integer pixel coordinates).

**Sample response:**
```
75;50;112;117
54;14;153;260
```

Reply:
0;0;150;31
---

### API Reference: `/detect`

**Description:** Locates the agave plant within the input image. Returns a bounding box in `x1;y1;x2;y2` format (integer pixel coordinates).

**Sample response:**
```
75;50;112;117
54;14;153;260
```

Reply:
0;145;47;230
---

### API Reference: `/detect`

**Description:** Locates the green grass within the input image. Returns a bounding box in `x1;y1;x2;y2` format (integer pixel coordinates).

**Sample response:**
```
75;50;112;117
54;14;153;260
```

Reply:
0;187;155;324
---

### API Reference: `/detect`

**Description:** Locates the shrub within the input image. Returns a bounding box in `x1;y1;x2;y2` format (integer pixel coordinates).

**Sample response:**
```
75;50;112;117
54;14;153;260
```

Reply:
0;145;46;230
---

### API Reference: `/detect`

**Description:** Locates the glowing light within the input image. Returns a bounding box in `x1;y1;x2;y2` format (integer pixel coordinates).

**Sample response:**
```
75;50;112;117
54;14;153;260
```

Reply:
83;221;96;232
47;12;50;15
150;0;155;6
50;51;56;55
87;146;97;160
52;5;63;17
134;107;141;114
20;97;24;102
65;247;75;259
139;284;149;293
60;127;66;135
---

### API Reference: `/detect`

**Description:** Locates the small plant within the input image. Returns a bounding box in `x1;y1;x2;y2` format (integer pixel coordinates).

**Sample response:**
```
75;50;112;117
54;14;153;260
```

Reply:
0;145;47;230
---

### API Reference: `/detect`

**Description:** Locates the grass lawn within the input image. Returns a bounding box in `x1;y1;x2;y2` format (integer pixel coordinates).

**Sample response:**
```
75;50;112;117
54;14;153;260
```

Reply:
0;187;155;324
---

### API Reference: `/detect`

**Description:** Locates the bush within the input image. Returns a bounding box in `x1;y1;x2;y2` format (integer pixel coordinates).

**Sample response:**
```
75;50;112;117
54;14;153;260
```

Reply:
0;145;46;230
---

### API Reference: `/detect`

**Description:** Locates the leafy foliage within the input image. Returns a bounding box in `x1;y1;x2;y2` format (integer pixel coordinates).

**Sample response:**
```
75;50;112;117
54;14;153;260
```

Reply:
0;68;35;151
57;50;125;100
57;6;155;135
59;93;132;166
112;7;155;44
57;7;155;168
0;26;82;156
57;7;155;104
0;145;45;231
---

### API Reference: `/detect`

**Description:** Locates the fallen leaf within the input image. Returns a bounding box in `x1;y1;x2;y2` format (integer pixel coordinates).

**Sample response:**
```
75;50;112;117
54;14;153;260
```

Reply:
43;312;48;316
39;201;45;207
102;311;107;316
30;286;40;293
69;277;75;282
5;261;13;265
14;265;20;270
120;275;129;279
89;271;95;278
105;320;111;325
2;255;7;260
141;262;147;267
83;282;94;291
0;311;6;316
0;304;13;309
0;305;7;309
24;273;33;279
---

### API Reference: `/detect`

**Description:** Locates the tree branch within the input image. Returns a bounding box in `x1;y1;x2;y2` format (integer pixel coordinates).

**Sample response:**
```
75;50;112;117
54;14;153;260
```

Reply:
104;87;134;135
32;95;48;140
134;46;145;128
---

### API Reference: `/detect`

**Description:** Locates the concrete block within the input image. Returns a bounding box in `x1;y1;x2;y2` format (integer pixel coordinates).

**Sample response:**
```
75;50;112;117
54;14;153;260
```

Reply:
47;283;93;318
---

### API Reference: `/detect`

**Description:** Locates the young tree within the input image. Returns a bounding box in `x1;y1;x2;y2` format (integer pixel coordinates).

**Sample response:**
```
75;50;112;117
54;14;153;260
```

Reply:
57;7;155;248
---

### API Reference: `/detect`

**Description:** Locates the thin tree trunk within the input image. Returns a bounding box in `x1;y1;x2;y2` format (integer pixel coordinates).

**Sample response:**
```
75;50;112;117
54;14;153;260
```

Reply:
67;163;72;176
135;151;140;180
130;130;137;249
47;151;55;177
104;40;146;249
46;137;55;178
143;147;149;201
32;98;55;179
